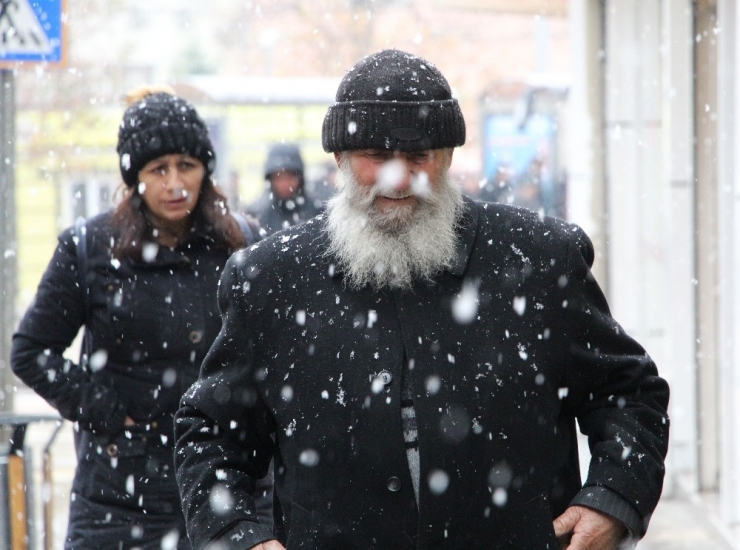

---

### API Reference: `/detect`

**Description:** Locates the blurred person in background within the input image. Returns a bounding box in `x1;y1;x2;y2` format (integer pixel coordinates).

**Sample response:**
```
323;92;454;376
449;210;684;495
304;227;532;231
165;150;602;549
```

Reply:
244;142;322;235
308;159;339;210
10;85;271;549
174;50;669;550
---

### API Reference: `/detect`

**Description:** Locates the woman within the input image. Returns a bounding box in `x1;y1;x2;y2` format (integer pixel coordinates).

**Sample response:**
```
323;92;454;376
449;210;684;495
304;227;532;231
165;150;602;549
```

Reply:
11;87;269;549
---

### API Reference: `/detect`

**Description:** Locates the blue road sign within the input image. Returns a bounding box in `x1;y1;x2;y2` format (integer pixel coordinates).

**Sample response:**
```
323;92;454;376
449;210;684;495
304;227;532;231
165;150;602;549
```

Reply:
0;0;64;64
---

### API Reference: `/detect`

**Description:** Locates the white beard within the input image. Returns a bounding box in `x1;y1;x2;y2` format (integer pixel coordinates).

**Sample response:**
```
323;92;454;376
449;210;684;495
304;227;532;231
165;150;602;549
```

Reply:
324;161;464;290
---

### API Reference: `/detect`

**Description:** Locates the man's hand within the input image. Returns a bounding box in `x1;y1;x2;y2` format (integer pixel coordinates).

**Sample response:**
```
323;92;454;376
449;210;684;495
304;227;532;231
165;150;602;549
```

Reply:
553;505;627;550
249;540;285;550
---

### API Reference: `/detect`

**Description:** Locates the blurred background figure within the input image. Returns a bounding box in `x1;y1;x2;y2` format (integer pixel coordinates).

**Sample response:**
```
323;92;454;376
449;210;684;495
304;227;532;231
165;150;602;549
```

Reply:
244;142;321;235
308;159;339;211
9;85;268;549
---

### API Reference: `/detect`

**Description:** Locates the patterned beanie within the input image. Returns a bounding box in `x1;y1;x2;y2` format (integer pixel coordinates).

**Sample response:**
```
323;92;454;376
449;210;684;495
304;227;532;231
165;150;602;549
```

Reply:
116;92;216;187
322;49;466;152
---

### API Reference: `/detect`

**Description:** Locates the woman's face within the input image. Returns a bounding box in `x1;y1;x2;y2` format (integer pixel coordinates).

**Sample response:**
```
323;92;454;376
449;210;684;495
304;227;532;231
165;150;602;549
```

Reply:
137;153;205;234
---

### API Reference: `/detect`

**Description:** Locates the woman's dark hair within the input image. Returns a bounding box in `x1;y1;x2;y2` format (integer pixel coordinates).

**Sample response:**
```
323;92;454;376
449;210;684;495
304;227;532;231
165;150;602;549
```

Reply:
111;176;247;260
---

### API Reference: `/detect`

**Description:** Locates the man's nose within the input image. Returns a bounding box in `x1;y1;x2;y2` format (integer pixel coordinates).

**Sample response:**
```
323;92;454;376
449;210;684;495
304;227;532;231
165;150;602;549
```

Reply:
378;158;412;192
396;159;414;190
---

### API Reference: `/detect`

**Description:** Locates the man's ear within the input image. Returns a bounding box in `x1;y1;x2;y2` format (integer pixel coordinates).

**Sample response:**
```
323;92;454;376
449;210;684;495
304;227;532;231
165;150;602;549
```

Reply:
441;148;454;171
333;152;342;167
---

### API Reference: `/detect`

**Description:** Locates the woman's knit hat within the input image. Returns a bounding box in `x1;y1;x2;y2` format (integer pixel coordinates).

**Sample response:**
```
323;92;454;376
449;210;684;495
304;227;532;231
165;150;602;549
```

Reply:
322;49;466;152
116;91;216;187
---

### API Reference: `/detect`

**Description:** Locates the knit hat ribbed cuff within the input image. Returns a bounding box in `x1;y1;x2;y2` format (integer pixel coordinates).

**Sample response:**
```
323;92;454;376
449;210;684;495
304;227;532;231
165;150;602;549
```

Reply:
322;98;465;152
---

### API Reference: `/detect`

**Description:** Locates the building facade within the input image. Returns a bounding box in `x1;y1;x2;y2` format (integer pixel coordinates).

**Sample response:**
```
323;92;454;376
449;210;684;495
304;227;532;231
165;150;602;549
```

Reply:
568;0;740;542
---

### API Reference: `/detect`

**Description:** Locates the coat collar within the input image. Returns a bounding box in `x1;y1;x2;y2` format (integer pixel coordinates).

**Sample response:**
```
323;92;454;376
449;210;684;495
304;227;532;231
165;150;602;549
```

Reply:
129;231;218;268
449;195;479;277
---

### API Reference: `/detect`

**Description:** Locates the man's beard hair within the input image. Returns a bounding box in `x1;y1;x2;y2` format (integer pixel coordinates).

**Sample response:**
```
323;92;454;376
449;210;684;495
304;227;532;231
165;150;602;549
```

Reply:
324;158;464;291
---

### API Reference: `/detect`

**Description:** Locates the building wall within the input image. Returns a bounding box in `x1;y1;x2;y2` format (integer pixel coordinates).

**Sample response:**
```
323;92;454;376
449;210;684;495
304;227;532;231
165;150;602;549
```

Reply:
573;0;740;539
658;0;699;484
694;0;721;494
716;0;740;534
594;0;699;497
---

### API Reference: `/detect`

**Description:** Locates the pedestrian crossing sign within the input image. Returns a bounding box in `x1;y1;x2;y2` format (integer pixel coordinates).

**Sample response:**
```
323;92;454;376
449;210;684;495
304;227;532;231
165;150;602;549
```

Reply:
0;0;65;65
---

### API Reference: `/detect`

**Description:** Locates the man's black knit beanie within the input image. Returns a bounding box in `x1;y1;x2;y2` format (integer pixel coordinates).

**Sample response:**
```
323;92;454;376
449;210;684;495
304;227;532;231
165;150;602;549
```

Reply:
322;49;466;152
116;92;216;187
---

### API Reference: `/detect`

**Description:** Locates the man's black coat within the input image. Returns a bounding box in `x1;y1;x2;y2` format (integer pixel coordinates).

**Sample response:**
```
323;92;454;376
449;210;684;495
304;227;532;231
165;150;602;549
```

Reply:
175;198;669;549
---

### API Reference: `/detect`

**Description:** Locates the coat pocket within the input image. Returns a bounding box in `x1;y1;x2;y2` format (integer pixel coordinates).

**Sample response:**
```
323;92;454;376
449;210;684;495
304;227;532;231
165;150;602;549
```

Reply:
73;430;177;508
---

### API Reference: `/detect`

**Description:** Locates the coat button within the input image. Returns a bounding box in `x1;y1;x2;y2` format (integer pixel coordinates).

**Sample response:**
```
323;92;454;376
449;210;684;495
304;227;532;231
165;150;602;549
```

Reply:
387;476;401;492
106;443;118;457
189;330;203;344
378;370;392;385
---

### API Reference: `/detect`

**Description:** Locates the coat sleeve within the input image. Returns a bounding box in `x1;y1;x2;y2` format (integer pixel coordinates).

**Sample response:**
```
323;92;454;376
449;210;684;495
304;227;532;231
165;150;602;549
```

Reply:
175;249;276;549
560;224;670;537
10;226;127;435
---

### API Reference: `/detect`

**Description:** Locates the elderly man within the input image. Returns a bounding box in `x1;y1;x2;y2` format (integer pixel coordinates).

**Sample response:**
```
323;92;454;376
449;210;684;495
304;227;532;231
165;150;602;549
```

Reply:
175;49;669;550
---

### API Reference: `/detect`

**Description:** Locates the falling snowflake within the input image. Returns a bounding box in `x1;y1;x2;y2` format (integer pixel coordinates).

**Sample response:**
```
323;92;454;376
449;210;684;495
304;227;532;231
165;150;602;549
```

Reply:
428;469;449;495
452;281;478;324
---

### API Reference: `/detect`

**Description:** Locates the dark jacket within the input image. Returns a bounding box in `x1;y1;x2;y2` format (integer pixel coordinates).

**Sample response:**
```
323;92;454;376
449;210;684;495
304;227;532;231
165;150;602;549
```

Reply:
244;187;322;236
175;198;670;549
11;211;269;549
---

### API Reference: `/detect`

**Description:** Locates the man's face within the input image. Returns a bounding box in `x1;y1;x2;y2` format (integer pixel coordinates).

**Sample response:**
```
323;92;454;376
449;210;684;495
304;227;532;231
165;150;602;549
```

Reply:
326;147;462;290
334;148;453;232
269;171;301;200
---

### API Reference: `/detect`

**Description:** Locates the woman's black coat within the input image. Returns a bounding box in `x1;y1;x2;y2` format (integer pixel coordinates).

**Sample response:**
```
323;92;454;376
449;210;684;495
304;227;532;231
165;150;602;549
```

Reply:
10;211;260;548
175;199;670;549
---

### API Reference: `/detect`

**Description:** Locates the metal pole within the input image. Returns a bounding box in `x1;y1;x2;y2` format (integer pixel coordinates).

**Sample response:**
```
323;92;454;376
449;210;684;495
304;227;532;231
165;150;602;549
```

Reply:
0;68;17;414
42;421;63;550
